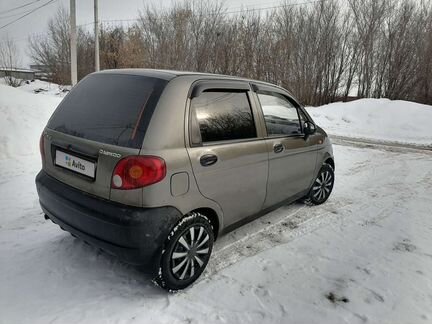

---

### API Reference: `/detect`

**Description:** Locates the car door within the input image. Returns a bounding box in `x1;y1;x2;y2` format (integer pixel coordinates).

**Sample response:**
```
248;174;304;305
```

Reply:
252;84;318;208
186;80;268;227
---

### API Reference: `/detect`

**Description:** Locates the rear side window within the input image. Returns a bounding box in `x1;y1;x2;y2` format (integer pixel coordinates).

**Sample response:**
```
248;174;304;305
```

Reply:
191;91;257;143
257;91;301;136
47;74;168;149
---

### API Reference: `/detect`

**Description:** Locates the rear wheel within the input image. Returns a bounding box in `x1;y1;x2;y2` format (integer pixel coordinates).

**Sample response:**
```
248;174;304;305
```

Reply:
305;164;334;205
154;212;214;291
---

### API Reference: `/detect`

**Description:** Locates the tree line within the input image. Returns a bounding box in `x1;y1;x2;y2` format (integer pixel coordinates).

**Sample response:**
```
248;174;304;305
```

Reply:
28;0;432;105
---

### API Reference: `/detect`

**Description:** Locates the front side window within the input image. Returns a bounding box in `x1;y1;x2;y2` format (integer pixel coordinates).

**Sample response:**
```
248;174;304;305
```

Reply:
191;91;257;143
257;91;301;136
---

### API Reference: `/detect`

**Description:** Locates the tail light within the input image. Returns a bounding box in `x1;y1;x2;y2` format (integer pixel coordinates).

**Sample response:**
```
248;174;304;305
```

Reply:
111;156;166;190
39;132;45;162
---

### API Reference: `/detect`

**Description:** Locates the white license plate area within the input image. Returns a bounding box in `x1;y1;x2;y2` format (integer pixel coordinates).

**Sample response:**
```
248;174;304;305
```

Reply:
55;150;95;178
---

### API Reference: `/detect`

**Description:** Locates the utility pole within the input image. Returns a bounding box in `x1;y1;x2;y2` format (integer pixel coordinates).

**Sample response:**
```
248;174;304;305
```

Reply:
94;0;100;71
70;0;77;86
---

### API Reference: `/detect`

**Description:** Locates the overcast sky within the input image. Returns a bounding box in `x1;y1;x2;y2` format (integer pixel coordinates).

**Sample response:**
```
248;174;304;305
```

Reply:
0;0;285;67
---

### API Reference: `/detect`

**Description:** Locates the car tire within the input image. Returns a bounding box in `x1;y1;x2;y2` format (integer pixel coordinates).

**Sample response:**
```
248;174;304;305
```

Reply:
304;163;334;205
153;212;214;291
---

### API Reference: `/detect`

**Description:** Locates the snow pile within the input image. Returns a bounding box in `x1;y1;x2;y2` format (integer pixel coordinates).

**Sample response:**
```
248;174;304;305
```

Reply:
306;98;432;145
0;78;69;96
0;83;61;159
18;79;70;97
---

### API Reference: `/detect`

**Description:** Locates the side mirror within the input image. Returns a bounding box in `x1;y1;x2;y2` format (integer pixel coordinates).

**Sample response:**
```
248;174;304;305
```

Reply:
303;121;316;135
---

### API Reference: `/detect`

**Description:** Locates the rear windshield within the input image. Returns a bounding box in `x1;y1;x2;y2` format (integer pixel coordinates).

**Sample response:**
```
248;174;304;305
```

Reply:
47;73;168;149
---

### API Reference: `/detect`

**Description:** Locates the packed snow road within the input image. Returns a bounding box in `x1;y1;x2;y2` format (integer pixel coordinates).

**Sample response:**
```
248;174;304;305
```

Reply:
1;143;431;324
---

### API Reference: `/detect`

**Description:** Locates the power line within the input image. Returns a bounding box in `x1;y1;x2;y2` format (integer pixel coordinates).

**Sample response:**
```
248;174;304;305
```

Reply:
90;0;328;26
0;8;42;20
222;0;329;15
0;11;28;20
0;21;98;44
0;0;57;30
0;0;42;15
1;0;327;40
228;0;283;12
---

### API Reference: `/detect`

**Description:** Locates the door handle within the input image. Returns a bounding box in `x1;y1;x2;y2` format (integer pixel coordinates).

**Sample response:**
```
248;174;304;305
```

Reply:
200;154;218;167
273;143;284;153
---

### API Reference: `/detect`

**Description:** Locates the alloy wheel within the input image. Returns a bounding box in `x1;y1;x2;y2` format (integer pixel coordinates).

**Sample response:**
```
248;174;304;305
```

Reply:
312;170;333;202
170;225;211;281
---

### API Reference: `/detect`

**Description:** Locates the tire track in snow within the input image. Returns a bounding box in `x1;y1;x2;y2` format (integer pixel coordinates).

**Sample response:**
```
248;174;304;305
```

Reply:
330;135;432;154
200;143;432;282
200;198;361;281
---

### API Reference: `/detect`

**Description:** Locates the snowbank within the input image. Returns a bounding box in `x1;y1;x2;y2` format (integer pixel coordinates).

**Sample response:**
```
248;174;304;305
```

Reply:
0;79;69;96
0;83;61;159
306;98;432;145
18;79;70;97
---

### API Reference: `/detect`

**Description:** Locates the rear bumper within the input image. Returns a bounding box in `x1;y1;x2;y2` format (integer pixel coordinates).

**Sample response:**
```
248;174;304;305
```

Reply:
35;171;182;272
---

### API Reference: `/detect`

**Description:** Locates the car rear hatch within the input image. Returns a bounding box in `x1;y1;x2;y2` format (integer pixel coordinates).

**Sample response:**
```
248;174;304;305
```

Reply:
41;72;169;203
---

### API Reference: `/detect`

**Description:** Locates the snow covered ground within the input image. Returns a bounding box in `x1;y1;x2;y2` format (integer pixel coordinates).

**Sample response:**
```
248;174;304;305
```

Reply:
0;84;60;160
306;98;432;145
0;78;69;97
1;84;432;324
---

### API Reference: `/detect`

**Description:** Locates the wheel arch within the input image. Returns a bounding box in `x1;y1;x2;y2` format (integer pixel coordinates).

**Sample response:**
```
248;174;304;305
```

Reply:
324;156;335;171
189;207;221;240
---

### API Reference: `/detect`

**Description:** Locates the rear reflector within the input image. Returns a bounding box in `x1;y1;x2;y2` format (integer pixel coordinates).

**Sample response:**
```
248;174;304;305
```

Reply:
39;132;45;162
111;156;166;190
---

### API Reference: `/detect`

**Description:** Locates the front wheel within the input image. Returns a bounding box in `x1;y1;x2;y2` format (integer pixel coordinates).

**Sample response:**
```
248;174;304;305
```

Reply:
154;212;214;291
305;164;334;205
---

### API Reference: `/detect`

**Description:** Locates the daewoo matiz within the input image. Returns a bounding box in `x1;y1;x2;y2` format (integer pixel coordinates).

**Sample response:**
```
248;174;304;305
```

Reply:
36;69;335;290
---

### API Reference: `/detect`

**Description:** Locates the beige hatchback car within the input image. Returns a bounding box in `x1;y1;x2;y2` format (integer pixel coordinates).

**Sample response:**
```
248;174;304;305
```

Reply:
36;69;335;290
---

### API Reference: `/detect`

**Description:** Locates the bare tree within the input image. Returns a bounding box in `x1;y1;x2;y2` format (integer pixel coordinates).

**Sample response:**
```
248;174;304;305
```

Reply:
27;0;432;105
29;6;94;84
0;36;23;87
29;7;70;84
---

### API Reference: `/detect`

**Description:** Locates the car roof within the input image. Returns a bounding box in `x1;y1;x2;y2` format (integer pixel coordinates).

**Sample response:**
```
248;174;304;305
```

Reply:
96;68;286;91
